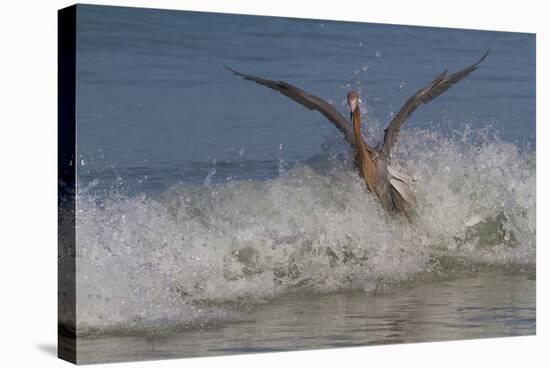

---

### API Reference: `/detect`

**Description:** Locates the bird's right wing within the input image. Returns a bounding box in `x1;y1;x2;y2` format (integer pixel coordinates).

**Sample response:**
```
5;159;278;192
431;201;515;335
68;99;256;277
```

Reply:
225;66;356;146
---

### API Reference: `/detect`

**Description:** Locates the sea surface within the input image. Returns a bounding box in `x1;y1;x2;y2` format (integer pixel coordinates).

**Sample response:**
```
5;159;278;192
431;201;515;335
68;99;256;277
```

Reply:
69;4;536;364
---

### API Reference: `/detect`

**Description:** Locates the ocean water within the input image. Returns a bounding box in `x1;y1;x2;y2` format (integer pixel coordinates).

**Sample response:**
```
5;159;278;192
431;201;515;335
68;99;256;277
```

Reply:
69;4;536;363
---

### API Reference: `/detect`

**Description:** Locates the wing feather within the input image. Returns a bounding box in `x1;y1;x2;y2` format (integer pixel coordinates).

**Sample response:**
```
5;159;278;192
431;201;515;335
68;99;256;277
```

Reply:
225;66;355;146
381;50;489;157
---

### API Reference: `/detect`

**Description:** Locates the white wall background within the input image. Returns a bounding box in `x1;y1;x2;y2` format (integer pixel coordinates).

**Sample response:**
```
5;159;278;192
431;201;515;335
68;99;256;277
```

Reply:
0;1;546;367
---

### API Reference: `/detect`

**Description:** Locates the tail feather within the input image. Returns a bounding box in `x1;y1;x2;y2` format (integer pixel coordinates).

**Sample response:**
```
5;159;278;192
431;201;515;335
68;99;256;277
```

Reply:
389;178;416;205
387;165;416;205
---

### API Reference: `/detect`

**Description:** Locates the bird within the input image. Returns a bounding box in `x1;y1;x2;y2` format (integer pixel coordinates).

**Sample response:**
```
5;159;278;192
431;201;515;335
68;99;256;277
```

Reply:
225;51;489;222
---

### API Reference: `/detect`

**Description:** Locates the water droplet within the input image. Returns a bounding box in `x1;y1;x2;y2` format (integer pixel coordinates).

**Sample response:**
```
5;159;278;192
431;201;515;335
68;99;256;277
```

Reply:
204;168;216;187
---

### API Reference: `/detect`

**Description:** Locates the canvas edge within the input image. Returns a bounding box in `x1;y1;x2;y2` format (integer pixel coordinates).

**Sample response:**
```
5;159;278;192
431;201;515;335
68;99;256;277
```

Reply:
58;3;78;365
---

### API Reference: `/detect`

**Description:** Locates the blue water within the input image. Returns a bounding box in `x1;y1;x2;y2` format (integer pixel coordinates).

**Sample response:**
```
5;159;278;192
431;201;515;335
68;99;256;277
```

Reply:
69;6;536;361
75;4;535;196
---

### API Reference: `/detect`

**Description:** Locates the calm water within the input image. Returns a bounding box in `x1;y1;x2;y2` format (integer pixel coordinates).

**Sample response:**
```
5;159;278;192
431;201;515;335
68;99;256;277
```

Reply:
76;269;535;364
71;4;536;364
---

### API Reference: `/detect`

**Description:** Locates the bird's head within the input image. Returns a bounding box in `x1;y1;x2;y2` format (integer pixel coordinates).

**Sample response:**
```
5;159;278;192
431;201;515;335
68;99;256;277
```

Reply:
347;90;360;121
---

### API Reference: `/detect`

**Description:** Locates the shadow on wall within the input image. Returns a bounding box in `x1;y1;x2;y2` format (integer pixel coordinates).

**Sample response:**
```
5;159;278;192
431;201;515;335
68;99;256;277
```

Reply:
36;344;57;357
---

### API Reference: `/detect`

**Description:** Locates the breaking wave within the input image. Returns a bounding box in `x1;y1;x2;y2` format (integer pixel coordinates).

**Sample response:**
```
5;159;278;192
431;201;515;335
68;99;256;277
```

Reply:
71;126;535;335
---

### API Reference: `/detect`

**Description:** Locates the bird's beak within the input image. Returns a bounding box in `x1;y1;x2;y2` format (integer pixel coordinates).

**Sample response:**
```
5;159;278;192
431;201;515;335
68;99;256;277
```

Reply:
349;111;353;122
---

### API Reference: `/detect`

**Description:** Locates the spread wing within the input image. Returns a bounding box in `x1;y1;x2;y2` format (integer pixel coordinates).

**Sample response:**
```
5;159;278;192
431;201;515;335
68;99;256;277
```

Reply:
225;66;355;146
381;50;489;157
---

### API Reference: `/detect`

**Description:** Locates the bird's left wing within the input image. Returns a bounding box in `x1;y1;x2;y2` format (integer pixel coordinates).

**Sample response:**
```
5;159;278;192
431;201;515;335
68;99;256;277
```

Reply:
381;50;489;157
225;66;356;146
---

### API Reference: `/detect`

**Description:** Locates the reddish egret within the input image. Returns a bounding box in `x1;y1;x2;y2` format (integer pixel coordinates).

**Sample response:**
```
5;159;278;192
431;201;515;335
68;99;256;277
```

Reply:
226;51;488;222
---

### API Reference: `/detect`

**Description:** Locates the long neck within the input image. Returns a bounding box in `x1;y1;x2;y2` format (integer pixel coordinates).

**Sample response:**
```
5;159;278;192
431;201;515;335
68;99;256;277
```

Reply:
352;108;370;154
352;107;378;190
352;108;364;148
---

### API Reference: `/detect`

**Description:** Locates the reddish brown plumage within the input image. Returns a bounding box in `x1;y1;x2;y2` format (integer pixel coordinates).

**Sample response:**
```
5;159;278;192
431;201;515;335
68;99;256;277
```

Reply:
227;51;489;222
351;107;378;192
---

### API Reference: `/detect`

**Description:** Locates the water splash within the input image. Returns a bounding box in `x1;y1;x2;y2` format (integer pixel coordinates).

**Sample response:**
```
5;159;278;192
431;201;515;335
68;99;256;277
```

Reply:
277;143;288;177
203;160;216;187
73;126;535;335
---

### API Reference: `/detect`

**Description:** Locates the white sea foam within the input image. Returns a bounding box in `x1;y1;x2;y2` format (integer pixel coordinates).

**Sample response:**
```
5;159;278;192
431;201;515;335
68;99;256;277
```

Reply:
72;127;535;334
